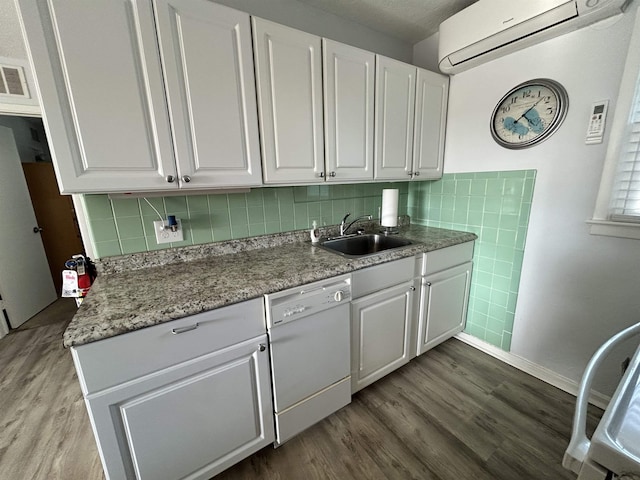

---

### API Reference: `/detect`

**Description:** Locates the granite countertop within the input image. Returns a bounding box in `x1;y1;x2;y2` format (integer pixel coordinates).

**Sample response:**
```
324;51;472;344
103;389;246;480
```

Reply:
63;224;477;348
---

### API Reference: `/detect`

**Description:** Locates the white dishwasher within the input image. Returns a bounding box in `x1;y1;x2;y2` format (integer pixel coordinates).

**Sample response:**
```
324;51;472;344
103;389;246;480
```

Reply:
265;274;352;446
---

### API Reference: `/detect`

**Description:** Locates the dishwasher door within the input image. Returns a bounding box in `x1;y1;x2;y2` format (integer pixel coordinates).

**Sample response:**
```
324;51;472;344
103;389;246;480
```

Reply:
269;302;350;412
268;300;351;445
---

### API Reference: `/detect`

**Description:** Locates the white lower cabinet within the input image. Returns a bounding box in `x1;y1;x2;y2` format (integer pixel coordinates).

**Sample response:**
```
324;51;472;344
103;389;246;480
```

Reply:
350;257;415;393
350;242;475;394
415;241;474;355
71;299;274;480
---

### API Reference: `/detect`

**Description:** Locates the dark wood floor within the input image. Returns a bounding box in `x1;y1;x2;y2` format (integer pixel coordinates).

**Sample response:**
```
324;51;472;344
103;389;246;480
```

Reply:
0;301;600;480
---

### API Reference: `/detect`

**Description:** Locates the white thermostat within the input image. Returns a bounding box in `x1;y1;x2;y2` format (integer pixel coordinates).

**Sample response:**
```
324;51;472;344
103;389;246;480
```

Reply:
585;100;609;144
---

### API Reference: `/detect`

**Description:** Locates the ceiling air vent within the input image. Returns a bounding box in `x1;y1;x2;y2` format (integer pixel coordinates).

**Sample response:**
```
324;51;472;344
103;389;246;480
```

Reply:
0;64;30;98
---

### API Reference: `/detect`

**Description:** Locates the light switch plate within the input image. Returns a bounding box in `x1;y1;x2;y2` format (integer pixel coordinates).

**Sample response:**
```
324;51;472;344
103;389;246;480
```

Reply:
154;219;183;244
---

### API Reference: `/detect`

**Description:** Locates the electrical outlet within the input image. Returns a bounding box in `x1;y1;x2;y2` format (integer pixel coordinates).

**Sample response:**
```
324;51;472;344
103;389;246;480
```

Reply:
154;219;184;244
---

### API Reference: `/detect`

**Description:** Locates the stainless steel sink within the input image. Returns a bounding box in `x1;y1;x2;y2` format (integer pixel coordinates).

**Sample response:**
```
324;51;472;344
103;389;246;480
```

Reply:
317;234;413;258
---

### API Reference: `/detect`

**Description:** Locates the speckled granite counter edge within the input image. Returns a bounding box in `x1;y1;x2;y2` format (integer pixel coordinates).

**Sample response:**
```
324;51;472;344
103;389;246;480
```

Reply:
66;222;476;348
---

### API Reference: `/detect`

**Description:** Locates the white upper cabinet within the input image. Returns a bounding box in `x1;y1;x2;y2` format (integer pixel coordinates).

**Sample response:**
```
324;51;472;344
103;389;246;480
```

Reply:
153;0;261;189
374;59;448;181
323;39;375;182
253;18;324;184
412;68;449;180
18;0;176;193
374;56;417;180
18;0;261;193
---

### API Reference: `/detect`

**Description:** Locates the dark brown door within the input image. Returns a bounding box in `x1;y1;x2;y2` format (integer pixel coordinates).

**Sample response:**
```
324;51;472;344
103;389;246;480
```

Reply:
22;162;85;294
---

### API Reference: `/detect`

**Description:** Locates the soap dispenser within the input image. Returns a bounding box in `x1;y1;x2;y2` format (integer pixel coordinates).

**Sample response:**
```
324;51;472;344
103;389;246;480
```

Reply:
310;220;321;244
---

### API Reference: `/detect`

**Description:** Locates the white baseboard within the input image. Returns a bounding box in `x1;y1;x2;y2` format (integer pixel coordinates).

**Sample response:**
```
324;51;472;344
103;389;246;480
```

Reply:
455;332;610;410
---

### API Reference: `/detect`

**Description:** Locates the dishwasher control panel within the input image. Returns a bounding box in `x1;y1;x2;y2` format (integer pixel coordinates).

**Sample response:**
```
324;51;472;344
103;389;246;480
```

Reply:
265;274;351;328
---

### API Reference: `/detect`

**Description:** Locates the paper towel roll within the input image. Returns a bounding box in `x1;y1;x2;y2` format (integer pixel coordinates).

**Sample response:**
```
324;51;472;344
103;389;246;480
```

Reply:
381;189;399;227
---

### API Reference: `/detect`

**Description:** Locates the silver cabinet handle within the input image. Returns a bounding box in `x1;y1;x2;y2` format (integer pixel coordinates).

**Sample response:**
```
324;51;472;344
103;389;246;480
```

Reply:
407;171;413;176
181;175;191;183
33;226;43;233
414;171;420;177
409;286;416;291
329;171;336;177
318;171;325;178
166;175;175;183
259;344;266;352
171;323;199;335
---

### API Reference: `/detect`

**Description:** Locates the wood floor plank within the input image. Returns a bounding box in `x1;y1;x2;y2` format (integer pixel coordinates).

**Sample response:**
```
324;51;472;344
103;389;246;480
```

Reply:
0;303;603;480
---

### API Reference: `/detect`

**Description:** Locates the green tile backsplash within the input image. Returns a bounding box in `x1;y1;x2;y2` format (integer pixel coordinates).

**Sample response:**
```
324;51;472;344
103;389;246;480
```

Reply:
83;183;409;258
408;170;536;351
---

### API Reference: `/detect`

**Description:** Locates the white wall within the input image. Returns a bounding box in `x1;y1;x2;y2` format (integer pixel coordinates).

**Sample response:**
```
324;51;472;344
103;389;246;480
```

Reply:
415;7;640;396
213;0;412;62
0;0;26;59
413;32;440;72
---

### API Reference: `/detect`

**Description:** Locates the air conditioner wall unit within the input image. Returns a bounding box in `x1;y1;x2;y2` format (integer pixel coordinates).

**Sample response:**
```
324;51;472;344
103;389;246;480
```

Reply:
438;0;632;74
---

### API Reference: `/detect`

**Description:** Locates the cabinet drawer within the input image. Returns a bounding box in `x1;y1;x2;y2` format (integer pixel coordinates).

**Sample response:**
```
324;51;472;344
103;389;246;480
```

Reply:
351;257;415;298
72;298;265;394
420;241;474;276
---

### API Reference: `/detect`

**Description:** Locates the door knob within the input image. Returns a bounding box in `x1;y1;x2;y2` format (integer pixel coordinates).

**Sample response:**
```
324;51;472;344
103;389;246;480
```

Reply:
33;226;43;233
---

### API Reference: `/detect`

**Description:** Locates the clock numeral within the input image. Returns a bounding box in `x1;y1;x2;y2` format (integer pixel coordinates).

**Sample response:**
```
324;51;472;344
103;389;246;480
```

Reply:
510;97;517;104
522;89;532;98
546;107;554;115
501;106;510;114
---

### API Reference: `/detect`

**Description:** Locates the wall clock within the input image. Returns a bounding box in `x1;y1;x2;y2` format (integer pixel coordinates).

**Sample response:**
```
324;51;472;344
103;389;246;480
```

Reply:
490;78;569;149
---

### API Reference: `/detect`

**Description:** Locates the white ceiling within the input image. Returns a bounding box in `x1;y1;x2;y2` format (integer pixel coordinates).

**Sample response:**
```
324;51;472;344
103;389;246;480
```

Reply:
296;0;477;44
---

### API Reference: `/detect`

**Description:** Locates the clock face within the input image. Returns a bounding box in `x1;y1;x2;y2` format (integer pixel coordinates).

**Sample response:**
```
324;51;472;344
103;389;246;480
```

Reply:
490;79;568;149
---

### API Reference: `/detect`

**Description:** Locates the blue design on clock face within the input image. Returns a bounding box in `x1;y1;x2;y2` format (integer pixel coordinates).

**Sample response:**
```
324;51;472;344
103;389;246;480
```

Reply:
523;109;544;134
503;117;530;136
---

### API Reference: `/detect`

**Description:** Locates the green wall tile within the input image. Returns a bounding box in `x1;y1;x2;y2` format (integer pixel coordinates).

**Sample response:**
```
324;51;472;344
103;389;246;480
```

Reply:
187;195;209;212
229;208;248;227
408;169;536;353
485;331;503;348
121;237;147;255
111;198;140;217
115;216;144;239
84;195;114;219
228;193;247;210
164;196;187;213
89;218;118;242
248;206;265;224
208;194;229;210
93;240;122;258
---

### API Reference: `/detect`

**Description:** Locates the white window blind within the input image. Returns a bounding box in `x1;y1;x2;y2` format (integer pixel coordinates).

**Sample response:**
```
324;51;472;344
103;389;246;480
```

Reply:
609;71;640;223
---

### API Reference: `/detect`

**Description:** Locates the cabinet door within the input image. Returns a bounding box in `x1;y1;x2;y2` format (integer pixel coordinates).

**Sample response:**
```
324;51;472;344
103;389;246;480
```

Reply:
153;0;262;189
85;335;274;480
17;0;177;193
373;56;416;180
253;18;324;184
413;68;449;180
351;281;414;393
417;262;472;355
323;39;375;182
